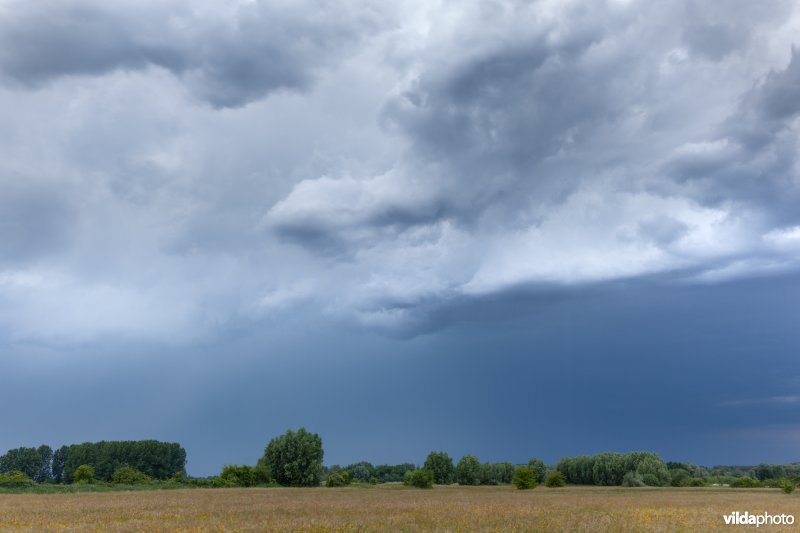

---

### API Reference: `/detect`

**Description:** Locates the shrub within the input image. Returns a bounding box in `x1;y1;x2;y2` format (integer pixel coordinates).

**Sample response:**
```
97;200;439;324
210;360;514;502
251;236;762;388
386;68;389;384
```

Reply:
544;471;566;487
527;459;547;483
513;467;536;490
687;477;707;487
0;471;35;488
211;476;236;488
112;465;151;485
341;471;351;485
369;477;378;485
325;472;347;487
403;469;434;489
622;471;645;487
780;478;796;494
424;452;455;485
219;465;256;487
73;464;95;484
263;428;324;487
730;476;761;488
456;455;481;486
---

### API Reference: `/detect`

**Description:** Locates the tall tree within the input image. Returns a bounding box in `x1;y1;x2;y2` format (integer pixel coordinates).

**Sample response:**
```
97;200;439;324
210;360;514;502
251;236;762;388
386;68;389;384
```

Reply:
0;446;46;480
456;455;481;486
527;458;547;483
52;446;69;483
35;445;53;482
423;451;455;484
263;428;324;487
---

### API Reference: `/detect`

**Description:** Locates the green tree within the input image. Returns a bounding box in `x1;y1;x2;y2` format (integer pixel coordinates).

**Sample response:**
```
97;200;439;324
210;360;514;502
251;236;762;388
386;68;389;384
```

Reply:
63;440;185;482
527;458;547;483
52;446;68;484
780;478;796;494
456;455;481;486
0;471;35;488
263;428;324;487
513;467;536;490
344;461;374;482
325;472;347;487
219;465;256;487
592;452;626;485
731;476;760;488
73;464;95;484
254;458;272;485
544;471;566;487
636;456;670;486
423;451;454;484
0;446;48;481
112;465;151;484
403;469;434;488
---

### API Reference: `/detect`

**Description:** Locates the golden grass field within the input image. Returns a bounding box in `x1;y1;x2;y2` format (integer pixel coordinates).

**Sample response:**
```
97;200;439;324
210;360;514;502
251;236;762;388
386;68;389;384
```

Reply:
1;485;797;532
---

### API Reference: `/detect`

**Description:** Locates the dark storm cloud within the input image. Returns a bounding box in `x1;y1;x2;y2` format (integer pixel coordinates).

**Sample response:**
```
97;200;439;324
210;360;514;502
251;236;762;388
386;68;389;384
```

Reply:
0;0;381;107
266;0;800;335
1;0;800;342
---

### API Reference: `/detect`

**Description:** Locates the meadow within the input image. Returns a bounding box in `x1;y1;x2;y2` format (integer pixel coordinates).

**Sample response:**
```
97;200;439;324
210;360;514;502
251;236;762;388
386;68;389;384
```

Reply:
1;485;797;532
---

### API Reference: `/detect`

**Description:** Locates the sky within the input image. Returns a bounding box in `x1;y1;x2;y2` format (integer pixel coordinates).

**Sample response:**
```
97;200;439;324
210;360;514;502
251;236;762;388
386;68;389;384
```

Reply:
1;0;800;476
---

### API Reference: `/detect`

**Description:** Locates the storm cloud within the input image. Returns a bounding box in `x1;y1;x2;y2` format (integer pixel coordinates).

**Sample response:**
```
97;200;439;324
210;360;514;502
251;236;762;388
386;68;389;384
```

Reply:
0;0;383;107
2;0;800;473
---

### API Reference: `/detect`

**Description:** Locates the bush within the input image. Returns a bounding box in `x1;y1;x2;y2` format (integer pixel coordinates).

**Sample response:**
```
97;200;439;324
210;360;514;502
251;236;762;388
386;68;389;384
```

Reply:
780;478;796;494
544;471;566;487
404;469;434;489
325;472;347;487
0;471;35;488
730;476;761;488
456;455;481;486
424;452;455;485
513;467;536;490
219;465;256;487
622;471;645;487
73;464;95;484
527;459;547;483
112;465;151;485
687;477;707;487
263;428;324;487
369;477;378;485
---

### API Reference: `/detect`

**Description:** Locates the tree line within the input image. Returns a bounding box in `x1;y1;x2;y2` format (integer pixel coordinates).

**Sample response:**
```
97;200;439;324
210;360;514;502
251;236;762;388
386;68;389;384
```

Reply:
2;429;798;492
0;440;185;483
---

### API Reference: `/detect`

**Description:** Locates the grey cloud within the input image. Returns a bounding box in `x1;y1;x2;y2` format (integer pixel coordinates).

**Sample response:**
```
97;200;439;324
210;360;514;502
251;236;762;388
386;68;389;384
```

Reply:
263;0;800;336
0;176;74;264
682;23;745;61
663;49;800;222
0;0;382;107
271;2;644;249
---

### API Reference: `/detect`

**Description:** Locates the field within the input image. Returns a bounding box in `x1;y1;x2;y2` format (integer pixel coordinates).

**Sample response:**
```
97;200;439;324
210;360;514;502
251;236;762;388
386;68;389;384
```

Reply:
0;485;797;531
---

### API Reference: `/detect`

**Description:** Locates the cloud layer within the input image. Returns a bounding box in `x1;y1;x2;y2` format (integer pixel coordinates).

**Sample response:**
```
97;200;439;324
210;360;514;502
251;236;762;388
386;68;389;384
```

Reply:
1;0;800;342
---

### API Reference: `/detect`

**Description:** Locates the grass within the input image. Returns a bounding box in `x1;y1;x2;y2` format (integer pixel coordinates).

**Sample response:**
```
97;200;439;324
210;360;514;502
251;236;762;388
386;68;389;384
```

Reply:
0;485;797;531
